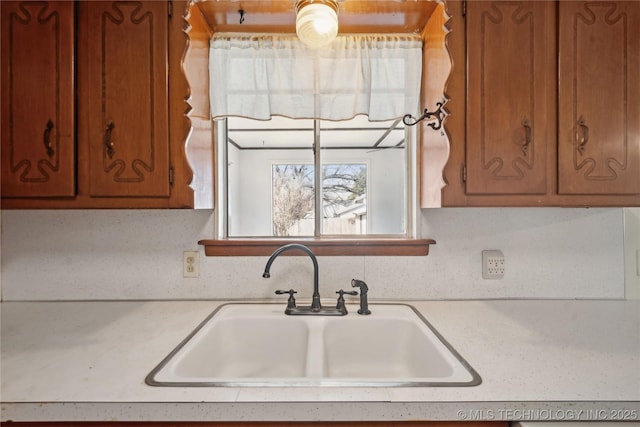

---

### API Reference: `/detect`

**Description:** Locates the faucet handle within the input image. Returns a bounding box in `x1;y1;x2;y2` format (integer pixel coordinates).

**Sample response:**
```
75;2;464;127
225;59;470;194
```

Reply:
335;289;358;314
335;289;358;306
336;289;358;297
275;289;297;309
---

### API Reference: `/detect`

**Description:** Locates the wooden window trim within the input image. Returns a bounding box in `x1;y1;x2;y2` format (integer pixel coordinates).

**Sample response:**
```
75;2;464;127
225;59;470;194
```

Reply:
198;238;435;256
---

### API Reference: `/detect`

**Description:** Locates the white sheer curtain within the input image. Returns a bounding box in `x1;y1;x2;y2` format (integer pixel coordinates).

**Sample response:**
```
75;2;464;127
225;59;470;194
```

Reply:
209;34;423;121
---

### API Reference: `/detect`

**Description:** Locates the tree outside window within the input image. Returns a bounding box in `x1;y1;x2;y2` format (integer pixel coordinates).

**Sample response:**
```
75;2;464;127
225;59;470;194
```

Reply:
272;163;367;236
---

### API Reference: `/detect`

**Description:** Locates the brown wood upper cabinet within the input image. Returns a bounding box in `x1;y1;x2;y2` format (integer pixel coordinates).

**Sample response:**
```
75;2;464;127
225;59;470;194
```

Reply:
1;1;193;208
465;1;556;196
1;1;75;198
557;1;640;196
443;0;640;207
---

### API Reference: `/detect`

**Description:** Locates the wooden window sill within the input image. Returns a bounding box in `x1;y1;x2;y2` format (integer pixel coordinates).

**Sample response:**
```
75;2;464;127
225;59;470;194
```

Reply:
198;238;435;256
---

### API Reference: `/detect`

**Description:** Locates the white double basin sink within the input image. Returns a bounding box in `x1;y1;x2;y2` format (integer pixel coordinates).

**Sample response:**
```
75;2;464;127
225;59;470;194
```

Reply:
146;303;481;387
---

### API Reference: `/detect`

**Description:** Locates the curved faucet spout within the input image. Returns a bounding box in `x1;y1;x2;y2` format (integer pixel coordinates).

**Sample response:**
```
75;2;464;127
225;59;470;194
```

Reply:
263;243;322;312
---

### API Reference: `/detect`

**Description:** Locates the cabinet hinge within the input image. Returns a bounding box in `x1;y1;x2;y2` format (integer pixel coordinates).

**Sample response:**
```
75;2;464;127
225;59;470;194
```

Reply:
462;164;467;183
462;0;467;17
168;0;173;18
169;167;174;186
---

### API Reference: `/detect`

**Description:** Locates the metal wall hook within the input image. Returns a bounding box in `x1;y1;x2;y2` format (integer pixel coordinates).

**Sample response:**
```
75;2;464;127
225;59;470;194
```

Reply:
402;101;447;130
238;9;245;24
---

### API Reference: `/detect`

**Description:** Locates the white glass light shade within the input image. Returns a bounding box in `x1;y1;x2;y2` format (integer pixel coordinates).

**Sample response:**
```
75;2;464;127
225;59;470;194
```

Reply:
295;0;339;48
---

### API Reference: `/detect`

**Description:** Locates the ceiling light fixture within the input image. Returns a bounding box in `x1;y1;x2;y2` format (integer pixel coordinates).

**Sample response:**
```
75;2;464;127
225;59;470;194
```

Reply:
295;0;339;48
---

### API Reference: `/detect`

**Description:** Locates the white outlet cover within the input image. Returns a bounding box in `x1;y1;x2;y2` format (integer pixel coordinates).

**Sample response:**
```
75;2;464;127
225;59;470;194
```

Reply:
482;249;505;280
183;251;200;278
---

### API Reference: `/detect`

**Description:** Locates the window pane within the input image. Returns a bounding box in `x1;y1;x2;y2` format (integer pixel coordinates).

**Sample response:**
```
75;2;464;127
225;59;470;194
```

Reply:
320;117;406;235
321;163;368;235
272;164;315;237
227;117;314;237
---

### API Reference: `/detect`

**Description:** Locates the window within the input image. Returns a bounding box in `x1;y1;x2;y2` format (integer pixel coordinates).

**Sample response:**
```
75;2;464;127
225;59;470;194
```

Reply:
207;34;425;250
215;115;416;238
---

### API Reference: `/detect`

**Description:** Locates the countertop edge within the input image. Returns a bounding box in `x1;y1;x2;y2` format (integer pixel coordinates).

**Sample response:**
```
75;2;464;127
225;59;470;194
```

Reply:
3;401;640;423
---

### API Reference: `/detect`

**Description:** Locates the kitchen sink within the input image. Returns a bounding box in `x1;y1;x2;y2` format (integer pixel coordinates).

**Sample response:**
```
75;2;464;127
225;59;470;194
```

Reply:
167;315;309;379
323;317;456;379
146;303;481;387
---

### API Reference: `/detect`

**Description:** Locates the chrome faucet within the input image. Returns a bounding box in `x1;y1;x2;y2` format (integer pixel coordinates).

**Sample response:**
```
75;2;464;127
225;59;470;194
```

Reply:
263;243;347;316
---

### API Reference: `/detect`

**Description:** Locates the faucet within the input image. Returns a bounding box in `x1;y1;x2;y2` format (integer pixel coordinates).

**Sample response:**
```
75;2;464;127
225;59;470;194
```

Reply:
263;243;346;316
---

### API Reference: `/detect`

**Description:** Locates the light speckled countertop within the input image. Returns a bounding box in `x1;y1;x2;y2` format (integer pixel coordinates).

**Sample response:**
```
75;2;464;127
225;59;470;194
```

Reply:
1;299;639;422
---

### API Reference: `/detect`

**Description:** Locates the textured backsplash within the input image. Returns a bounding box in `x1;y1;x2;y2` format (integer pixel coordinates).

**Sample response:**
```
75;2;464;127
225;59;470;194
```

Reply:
0;207;625;301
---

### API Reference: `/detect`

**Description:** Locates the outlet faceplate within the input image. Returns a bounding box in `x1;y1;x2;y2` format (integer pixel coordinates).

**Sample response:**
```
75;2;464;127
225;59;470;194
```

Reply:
183;251;200;278
482;250;505;279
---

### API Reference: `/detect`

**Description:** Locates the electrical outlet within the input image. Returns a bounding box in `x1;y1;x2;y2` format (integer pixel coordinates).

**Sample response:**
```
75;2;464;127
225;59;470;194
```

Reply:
482;250;505;279
183;251;200;278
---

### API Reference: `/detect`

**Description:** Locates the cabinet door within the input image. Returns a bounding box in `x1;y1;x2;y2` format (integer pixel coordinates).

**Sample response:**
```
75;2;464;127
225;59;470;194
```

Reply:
80;1;170;198
558;1;640;195
1;1;75;197
465;1;556;195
